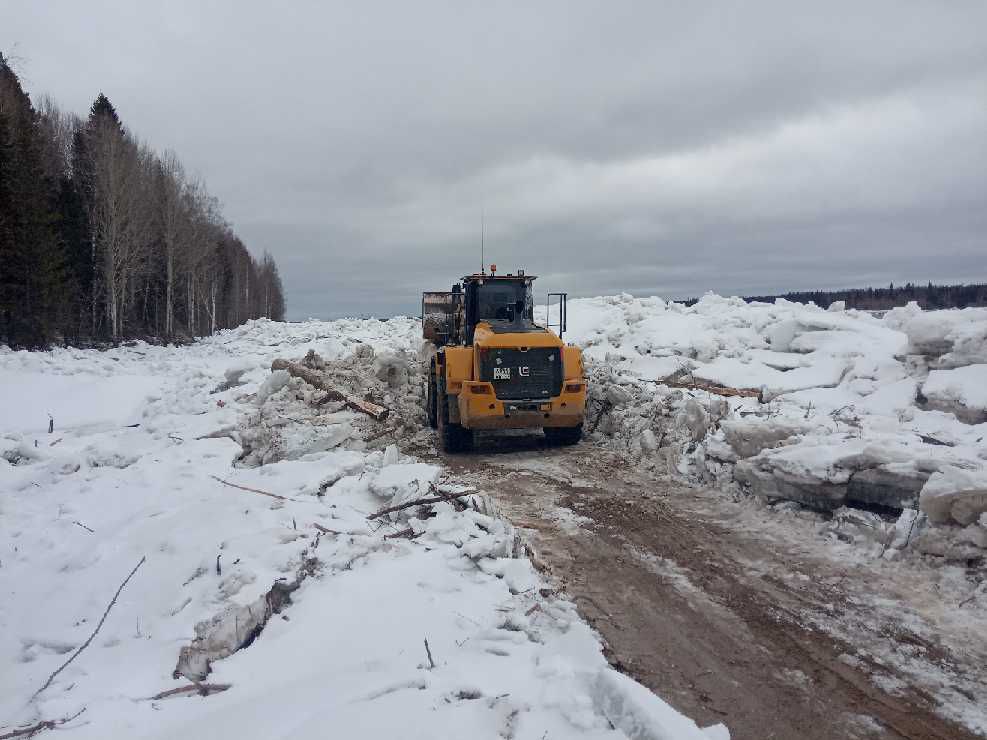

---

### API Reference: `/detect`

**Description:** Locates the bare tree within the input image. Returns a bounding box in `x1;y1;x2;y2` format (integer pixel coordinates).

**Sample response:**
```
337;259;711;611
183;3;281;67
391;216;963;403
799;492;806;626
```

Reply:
155;150;192;337
35;95;80;181
89;122;152;338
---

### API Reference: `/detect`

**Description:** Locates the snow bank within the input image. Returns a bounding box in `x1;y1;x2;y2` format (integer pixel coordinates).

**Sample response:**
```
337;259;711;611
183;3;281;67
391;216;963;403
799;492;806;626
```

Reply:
557;294;987;559
591;669;728;740
1;317;720;739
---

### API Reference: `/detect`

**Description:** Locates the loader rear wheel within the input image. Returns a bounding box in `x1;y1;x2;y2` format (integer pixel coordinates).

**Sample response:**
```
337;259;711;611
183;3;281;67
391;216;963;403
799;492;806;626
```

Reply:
425;364;438;429
437;376;473;453
544;424;583;446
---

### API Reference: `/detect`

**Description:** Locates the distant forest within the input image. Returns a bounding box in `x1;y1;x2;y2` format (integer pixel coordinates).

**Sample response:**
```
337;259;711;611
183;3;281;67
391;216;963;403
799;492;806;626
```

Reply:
0;52;285;349
742;282;987;311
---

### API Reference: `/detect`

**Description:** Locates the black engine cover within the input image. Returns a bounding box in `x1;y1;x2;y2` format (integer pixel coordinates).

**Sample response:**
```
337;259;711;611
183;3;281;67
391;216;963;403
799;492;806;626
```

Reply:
479;347;563;400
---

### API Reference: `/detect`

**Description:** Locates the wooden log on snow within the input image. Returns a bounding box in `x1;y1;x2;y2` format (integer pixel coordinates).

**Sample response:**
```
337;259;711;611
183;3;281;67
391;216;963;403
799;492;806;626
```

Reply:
271;359;389;421
659;375;762;399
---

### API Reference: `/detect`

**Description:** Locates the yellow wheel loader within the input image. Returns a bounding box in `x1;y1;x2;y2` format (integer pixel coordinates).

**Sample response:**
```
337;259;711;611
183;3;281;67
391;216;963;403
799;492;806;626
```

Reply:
422;267;587;452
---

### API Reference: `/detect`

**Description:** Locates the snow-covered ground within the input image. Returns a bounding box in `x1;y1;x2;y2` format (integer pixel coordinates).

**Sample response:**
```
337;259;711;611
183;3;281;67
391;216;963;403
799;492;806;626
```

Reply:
1;319;726;739
4;294;986;738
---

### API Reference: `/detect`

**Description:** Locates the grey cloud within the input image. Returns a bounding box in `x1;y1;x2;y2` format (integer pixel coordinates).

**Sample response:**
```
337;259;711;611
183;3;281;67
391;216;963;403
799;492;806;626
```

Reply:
4;1;986;319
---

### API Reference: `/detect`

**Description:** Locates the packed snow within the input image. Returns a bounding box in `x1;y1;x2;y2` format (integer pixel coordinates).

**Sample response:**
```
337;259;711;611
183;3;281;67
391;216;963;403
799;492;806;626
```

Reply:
1;318;726;739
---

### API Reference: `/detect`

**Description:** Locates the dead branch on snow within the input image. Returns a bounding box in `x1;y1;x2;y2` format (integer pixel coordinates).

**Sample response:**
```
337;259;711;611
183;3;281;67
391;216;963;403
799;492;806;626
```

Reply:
367;488;473;520
32;556;146;699
0;709;86;739
209;475;298;502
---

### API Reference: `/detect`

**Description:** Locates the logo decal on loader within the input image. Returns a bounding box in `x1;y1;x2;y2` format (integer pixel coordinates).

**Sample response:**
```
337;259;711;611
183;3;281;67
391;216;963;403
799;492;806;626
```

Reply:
518;366;530;377
493;367;511;380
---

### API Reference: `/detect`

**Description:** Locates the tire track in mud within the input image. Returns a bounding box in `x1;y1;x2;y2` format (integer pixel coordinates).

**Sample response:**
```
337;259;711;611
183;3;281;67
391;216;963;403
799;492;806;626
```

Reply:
413;434;982;740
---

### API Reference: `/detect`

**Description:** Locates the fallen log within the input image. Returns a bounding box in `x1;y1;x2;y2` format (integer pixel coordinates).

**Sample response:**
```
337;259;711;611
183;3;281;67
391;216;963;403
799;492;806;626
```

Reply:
271;359;389;421
658;376;762;399
148;682;231;700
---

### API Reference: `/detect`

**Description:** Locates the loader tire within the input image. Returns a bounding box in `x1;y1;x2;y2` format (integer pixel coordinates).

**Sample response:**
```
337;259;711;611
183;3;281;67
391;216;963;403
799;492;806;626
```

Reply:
425;364;438;429
544;424;583;446
437;377;473;453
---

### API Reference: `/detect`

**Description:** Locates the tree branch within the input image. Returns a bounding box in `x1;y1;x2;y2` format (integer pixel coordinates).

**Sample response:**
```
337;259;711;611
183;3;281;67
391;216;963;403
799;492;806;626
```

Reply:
0;709;86;739
209;475;297;502
367;488;473;520
32;556;146;699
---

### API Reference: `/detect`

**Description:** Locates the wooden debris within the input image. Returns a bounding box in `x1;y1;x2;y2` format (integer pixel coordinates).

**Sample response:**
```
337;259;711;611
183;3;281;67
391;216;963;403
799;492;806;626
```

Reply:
148;682;232;701
0;709;86;739
367;488;473;520
424;638;436;669
659;375;762;399
271;359;389;421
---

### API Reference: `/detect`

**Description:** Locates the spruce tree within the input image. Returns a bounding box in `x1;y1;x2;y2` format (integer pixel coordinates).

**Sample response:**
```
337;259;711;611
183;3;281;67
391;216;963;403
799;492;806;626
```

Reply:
0;53;64;346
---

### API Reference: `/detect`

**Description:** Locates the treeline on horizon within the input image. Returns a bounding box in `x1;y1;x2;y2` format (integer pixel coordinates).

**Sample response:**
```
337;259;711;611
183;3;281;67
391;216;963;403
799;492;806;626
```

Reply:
0;52;285;349
742;282;987;311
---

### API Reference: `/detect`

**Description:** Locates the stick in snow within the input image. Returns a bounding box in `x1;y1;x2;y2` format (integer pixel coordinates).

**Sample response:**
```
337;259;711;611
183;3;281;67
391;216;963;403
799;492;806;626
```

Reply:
32;557;146;699
367;489;473;520
0;708;85;739
424;638;436;670
209;475;298;502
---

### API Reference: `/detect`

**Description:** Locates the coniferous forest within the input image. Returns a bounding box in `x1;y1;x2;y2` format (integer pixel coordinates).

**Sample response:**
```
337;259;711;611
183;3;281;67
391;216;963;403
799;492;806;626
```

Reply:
743;282;987;311
0;53;285;349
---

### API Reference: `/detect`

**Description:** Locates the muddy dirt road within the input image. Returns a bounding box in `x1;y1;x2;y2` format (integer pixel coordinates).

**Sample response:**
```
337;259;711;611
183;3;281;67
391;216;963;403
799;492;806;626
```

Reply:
407;432;985;740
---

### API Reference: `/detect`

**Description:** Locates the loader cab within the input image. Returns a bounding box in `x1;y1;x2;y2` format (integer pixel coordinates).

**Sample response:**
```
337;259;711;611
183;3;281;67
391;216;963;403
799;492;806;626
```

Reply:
461;271;536;344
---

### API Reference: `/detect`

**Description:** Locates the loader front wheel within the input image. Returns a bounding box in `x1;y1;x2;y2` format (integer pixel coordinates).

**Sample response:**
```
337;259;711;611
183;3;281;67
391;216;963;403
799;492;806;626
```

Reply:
544;424;583;446
437;377;473;453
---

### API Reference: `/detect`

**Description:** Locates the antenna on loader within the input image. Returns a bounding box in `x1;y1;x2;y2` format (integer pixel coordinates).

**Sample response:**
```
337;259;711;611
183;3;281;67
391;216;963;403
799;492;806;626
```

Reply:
480;209;485;275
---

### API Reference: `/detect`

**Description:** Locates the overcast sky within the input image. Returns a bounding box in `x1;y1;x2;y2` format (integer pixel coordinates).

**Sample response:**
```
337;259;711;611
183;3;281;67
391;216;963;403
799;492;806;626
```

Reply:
5;1;986;319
